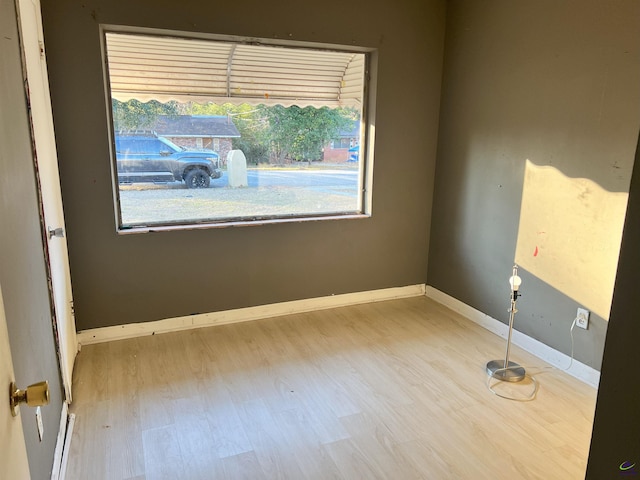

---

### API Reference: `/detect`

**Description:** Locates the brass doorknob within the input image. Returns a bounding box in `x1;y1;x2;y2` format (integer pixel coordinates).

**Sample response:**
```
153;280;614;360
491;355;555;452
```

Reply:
10;381;50;417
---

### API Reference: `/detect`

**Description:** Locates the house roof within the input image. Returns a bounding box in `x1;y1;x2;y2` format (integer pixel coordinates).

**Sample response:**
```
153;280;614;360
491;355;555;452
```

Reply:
338;120;361;138
152;115;241;138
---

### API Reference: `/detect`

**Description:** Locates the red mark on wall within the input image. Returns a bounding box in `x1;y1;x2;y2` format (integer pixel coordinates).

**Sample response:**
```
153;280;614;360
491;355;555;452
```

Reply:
533;246;539;257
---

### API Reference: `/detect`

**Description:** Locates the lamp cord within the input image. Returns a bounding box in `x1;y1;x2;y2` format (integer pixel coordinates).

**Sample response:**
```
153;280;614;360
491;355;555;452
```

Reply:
486;368;539;402
486;316;578;402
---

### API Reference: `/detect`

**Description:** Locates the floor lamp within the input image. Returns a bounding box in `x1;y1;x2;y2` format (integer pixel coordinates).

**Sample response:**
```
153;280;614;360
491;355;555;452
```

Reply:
486;264;526;382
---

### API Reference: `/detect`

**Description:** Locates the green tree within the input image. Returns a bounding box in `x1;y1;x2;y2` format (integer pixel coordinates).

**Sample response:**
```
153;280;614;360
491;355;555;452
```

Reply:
264;106;354;162
111;99;180;130
114;100;358;165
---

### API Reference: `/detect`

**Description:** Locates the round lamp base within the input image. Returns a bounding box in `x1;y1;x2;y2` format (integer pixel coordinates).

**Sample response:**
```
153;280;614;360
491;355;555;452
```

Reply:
486;360;526;382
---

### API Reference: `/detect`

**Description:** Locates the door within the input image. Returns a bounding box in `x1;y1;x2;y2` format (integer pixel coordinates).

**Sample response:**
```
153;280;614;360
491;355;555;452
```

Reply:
2;0;66;477
16;0;77;401
0;285;31;479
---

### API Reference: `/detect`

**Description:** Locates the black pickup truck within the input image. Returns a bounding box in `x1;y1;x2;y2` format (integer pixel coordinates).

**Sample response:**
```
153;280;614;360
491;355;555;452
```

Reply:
114;133;222;188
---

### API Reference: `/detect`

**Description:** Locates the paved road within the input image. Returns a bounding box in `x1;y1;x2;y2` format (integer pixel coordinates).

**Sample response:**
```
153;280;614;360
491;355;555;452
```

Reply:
213;168;359;196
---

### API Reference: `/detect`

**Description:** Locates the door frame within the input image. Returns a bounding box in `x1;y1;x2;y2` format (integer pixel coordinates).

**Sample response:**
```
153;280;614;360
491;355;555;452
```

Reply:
15;0;77;403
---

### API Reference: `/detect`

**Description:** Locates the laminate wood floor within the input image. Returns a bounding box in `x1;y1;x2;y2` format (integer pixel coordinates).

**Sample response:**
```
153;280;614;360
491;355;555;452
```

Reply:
66;296;596;479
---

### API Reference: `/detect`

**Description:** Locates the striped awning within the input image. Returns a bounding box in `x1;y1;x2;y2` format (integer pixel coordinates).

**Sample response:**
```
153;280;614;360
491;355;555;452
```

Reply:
104;32;365;108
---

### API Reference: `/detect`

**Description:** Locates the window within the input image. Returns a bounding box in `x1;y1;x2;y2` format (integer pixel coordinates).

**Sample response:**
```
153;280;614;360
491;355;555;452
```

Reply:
103;29;374;231
332;138;351;149
115;136;177;155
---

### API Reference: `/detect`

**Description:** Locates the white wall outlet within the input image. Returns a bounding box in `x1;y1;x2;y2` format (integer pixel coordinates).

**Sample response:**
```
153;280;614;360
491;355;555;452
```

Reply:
576;307;590;330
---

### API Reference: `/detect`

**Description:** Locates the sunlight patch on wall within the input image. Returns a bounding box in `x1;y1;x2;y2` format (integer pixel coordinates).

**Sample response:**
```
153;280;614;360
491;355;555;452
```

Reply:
514;159;628;319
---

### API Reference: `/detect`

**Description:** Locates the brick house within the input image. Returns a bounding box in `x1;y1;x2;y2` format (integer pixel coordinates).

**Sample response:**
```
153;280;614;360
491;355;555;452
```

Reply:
152;115;241;166
323;120;360;163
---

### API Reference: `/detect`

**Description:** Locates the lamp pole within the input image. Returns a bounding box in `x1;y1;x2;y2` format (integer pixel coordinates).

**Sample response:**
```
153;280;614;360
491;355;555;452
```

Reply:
486;265;526;382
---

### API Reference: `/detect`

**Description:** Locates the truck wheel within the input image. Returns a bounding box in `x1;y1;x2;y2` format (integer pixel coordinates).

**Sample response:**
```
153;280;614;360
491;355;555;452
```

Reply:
185;169;211;189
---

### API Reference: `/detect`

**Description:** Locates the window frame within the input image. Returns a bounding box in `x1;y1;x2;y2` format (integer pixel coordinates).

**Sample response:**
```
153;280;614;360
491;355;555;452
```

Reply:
100;25;377;234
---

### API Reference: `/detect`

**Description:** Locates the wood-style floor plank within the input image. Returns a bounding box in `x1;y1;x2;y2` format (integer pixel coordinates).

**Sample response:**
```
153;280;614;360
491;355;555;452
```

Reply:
66;296;596;479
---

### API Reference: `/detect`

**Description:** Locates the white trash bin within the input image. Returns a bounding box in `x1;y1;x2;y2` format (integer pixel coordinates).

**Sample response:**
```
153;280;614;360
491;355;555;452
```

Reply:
226;149;248;188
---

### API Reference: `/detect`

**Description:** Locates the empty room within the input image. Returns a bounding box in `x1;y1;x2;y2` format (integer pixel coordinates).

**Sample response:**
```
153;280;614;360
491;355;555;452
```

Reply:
1;0;639;479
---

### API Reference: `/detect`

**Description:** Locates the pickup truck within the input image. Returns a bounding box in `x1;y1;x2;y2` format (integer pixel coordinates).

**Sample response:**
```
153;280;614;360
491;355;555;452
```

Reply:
114;133;222;188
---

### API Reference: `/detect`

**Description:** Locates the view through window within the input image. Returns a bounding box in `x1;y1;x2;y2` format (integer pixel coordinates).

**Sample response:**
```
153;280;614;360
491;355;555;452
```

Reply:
103;31;371;230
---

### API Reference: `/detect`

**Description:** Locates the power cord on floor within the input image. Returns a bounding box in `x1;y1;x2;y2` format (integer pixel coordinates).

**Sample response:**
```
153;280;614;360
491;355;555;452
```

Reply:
486;367;539;402
486;316;578;402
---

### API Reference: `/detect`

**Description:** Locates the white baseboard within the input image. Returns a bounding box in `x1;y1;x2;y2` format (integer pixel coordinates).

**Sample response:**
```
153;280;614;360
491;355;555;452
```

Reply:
77;283;598;387
425;285;600;388
78;284;427;346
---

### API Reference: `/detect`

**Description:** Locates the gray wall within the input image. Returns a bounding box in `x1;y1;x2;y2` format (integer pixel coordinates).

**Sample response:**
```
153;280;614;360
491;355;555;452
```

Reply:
1;0;64;477
587;132;640;476
429;0;640;369
40;0;446;331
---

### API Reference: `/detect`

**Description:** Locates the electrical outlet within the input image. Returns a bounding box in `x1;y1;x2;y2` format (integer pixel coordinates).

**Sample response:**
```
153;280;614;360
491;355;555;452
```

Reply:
576;307;590;330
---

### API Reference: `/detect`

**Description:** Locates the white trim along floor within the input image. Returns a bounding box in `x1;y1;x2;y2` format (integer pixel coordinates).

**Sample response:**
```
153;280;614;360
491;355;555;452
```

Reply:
77;283;599;387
